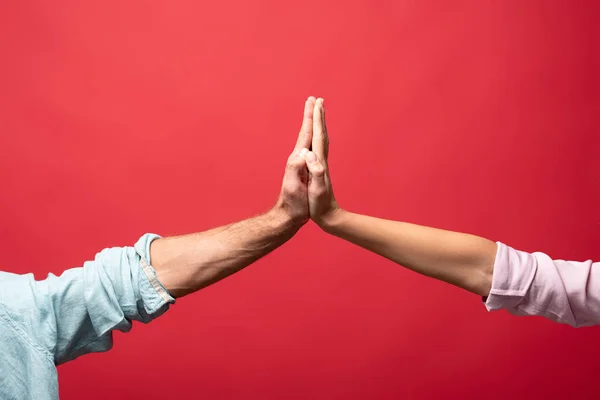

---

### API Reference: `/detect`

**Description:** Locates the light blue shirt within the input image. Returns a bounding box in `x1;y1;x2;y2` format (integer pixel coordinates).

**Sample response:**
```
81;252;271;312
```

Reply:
0;234;175;400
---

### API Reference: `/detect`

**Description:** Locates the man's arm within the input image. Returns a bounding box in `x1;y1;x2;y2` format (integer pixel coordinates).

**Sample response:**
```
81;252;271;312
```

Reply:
151;207;299;298
151;97;317;298
0;96;318;364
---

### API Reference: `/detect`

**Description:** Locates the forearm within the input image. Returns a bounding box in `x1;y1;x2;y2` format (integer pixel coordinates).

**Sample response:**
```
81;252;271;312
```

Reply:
150;208;298;298
322;210;497;296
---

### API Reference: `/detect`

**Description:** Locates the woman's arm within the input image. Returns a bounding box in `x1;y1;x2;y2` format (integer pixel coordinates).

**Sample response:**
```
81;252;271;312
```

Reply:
321;211;496;296
304;98;599;327
305;99;495;296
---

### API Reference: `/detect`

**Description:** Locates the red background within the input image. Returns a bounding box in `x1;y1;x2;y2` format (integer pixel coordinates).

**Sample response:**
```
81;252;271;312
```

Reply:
1;1;599;399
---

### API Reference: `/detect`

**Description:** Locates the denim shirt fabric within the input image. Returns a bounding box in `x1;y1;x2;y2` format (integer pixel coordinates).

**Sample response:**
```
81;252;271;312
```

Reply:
0;234;174;399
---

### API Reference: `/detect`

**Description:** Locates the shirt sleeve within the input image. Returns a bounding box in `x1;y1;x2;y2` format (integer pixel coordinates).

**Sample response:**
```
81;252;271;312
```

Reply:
484;242;600;327
0;233;175;365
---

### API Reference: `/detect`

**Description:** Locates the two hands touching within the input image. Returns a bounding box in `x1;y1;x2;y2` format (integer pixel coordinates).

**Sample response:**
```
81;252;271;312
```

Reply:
274;96;340;233
271;95;496;299
152;96;343;298
153;95;495;302
0;99;586;400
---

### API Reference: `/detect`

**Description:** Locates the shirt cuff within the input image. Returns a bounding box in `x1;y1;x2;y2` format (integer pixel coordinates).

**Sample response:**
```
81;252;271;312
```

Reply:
134;233;175;316
483;242;537;312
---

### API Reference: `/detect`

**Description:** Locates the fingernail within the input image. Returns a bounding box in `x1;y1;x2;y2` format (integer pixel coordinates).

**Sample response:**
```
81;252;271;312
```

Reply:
306;151;318;164
298;148;308;158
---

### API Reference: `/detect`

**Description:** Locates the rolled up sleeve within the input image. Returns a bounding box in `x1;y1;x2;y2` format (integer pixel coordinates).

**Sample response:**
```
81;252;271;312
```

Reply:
484;242;600;327
36;233;174;364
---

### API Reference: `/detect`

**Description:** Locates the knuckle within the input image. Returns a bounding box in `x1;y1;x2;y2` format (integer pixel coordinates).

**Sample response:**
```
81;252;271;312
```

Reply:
284;181;301;196
286;157;300;170
311;164;326;176
313;186;327;197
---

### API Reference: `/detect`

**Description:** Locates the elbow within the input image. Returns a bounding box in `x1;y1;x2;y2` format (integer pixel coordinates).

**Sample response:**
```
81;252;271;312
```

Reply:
453;261;493;297
470;263;493;297
470;242;497;297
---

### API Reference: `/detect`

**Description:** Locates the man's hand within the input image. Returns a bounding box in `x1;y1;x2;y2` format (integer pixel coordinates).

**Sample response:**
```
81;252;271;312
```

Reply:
271;96;316;227
150;96;320;298
305;98;341;228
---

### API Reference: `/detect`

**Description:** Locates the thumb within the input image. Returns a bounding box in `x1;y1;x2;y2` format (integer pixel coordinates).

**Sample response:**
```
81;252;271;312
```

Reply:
306;151;326;185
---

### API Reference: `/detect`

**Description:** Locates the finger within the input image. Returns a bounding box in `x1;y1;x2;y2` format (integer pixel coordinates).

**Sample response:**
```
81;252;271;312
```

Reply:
294;97;316;151
285;147;309;180
312;98;328;162
306;151;326;188
321;99;329;158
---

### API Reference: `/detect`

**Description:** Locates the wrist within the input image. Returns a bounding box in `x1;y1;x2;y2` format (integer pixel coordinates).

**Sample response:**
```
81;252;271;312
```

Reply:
316;207;347;233
267;205;304;235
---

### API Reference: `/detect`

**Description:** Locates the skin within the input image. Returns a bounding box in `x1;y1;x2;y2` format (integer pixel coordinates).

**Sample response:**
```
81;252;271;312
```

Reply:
304;98;496;297
150;97;317;298
148;96;496;300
